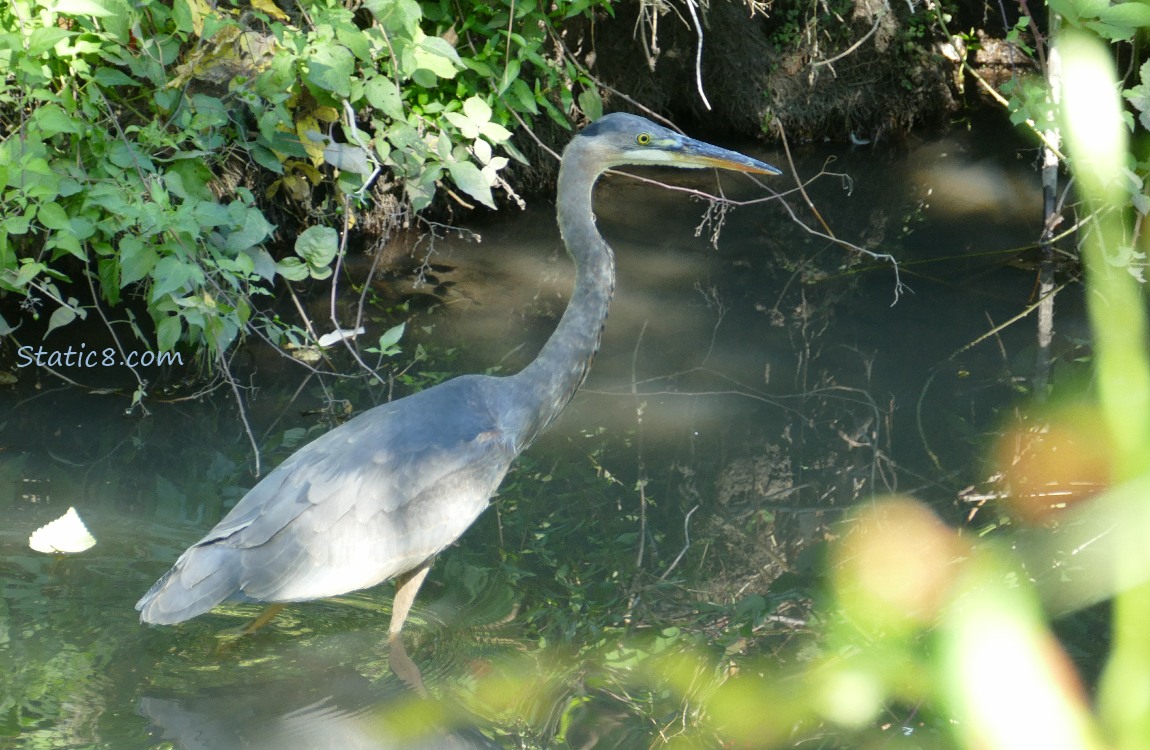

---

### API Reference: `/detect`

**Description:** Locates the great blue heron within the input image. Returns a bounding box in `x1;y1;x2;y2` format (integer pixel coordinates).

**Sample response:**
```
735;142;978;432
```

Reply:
136;112;780;636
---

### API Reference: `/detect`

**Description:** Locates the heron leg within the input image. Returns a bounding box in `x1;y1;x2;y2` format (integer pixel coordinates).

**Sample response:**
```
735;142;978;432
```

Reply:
243;603;286;634
389;560;432;637
387;635;428;696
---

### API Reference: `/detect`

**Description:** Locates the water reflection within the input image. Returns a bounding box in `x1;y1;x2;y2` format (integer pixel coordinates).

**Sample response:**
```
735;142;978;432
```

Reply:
139;664;501;750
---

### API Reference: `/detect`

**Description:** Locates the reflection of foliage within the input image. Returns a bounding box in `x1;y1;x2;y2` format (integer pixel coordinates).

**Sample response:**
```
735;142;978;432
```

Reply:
0;562;117;747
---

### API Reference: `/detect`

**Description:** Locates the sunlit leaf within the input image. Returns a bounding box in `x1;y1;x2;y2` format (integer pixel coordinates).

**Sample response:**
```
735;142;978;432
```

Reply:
50;0;114;17
479;121;512;143
462;96;492;123
364;0;421;35
250;0;288;21
416;34;462;65
444;111;480;139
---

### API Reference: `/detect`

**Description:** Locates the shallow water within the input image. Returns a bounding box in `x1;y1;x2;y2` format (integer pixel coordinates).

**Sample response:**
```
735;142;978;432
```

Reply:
0;115;1078;748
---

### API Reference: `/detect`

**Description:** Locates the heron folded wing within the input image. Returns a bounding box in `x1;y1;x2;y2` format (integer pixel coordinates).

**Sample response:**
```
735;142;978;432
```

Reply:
136;545;242;624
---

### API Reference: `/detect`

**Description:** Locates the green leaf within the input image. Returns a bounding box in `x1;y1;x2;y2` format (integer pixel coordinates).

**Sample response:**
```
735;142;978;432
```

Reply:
306;43;355;97
28;27;73;55
411;68;437;88
416;34;462;65
365;0;421;35
508;78;539;114
7;261;45;290
243;246;277;281
1045;0;1079;20
45;304;76;337
38;202;71;232
150;256;193;300
251;145;285;174
49;231;86;260
375;322;405;354
93;67;137;86
224;208;274;252
156;315;181;351
447;159;496;209
5;213;31;236
32;105;81;136
295;225;339;268
335;25;371;61
412;34;460;79
578;86;603;121
120;238;157;286
1075;0;1114;19
1084;19;1136;40
461;57;495;77
276;257;310;281
497;59;522;96
192;201;230;228
69;215;95;241
323;142;374;175
365;77;405;119
97;257;120;305
540;96;571;129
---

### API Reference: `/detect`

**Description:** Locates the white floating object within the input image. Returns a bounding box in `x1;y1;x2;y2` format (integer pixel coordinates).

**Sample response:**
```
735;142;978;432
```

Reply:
317;327;365;348
29;507;96;554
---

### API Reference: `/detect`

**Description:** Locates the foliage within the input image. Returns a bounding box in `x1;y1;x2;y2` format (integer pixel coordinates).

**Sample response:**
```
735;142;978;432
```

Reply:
0;0;612;378
943;0;1150;281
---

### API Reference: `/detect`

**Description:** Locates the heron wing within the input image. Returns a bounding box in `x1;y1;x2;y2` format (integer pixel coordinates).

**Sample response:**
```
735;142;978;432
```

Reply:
137;375;520;623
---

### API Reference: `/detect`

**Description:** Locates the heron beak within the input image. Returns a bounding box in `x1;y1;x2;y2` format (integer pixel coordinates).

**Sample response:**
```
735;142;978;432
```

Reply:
673;138;782;176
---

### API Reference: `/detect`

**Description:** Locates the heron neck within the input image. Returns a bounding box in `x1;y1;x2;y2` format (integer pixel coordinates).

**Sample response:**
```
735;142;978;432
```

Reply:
511;146;615;445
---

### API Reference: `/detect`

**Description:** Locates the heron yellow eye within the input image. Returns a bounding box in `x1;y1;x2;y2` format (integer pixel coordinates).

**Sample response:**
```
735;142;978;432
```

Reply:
636;133;651;146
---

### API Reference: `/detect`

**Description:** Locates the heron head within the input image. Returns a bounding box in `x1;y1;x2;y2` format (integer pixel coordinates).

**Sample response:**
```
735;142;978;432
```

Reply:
575;112;782;176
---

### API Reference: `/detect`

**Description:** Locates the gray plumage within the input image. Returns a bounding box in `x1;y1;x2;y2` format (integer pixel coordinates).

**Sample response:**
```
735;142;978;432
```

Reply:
136;112;780;629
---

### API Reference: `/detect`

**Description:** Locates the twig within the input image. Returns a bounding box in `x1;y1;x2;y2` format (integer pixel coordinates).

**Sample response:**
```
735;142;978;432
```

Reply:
811;13;882;68
217;348;261;476
684;0;712;110
330;196;391;383
83;267;149;412
624;321;651;624
658;505;700;581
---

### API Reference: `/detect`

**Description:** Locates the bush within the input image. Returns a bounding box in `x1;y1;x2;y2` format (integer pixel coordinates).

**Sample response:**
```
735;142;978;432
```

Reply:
0;0;612;372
